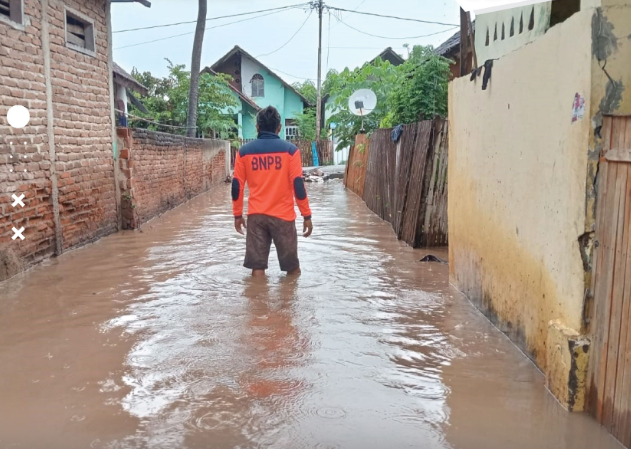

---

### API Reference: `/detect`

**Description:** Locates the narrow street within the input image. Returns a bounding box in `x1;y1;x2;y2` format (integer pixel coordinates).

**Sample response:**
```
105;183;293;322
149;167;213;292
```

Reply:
0;182;621;449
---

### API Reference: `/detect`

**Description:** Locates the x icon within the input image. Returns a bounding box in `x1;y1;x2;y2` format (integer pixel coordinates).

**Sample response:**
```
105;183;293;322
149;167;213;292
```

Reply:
12;227;25;241
11;193;25;208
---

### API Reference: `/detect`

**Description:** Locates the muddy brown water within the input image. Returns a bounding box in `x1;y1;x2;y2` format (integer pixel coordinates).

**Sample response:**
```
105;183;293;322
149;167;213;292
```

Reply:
0;182;622;449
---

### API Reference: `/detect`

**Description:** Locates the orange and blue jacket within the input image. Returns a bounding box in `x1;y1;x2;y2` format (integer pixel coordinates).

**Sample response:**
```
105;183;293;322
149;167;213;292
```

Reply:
232;132;312;222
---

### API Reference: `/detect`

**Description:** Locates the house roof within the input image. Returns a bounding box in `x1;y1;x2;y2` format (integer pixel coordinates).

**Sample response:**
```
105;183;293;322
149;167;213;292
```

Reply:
435;21;475;58
370;47;405;66
113;62;149;97
200;67;261;112
208;45;312;107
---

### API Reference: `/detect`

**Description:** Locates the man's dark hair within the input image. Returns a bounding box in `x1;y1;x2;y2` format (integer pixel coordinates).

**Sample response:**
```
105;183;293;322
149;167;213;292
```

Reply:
257;106;281;133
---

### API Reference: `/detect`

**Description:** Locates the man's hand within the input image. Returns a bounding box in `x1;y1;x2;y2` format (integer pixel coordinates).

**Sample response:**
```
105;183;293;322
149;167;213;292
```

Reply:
303;218;313;238
235;217;247;235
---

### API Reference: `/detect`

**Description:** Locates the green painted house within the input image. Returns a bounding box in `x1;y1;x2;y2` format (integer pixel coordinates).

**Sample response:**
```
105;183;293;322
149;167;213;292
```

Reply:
204;46;311;141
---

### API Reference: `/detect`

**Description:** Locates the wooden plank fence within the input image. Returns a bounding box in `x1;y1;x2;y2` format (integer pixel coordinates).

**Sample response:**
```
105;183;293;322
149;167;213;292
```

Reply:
345;134;371;198
343;119;448;248
588;115;631;448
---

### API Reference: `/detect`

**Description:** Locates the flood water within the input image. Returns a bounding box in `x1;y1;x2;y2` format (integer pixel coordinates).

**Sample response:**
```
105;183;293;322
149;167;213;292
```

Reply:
0;182;623;449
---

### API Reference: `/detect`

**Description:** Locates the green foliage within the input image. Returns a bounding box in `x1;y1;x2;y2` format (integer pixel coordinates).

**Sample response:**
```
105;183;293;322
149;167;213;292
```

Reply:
291;80;327;141
325;60;400;151
292;80;317;104
324;46;450;152
387;47;451;124
129;59;239;138
293;107;317;141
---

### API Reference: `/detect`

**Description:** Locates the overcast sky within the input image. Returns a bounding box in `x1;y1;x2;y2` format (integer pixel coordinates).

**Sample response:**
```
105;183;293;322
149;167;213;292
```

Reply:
112;0;462;84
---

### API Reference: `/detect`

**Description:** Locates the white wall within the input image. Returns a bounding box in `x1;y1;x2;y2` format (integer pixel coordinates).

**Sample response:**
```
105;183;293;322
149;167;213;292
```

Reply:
475;2;551;63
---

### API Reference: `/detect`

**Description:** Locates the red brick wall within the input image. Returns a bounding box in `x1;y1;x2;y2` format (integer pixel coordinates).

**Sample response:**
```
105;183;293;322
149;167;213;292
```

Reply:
1;0;57;274
48;0;117;249
0;0;115;280
118;128;228;229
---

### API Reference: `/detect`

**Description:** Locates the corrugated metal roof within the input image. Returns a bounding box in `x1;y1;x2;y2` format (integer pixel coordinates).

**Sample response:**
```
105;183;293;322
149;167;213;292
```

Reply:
113;62;149;97
434;22;475;57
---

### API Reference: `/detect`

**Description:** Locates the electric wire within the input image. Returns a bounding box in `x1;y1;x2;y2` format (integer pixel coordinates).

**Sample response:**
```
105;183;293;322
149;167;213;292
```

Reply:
333;15;459;40
257;10;313;57
113;3;310;33
326;6;458;27
115;9;298;50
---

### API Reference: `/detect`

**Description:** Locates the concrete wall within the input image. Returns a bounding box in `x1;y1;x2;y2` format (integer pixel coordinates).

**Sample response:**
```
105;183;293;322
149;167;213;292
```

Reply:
449;8;594;395
242;106;257;140
475;2;551;62
117;128;229;229
0;0;115;280
284;88;303;121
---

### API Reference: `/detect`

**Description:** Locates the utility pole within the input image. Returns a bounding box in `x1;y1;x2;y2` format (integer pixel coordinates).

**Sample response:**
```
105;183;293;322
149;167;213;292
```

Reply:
315;0;324;141
187;0;207;137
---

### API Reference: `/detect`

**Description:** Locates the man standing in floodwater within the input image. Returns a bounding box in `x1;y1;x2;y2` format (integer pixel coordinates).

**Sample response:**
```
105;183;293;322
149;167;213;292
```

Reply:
232;106;313;276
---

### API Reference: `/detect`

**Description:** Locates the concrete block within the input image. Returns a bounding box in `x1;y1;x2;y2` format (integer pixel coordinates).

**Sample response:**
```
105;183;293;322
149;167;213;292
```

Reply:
546;319;590;411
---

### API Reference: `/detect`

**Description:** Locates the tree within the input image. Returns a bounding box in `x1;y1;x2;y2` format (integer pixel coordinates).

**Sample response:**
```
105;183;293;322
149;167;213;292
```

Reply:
130;60;239;139
323;46;451;151
186;0;207;137
325;60;401;151
383;46;451;127
291;81;321;141
292;80;317;104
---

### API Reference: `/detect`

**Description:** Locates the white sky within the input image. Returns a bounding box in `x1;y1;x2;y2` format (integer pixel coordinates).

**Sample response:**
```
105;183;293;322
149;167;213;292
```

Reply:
112;0;462;84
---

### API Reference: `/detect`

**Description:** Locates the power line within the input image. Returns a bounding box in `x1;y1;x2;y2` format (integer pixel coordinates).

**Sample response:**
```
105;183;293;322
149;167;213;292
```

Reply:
326;6;458;27
330;0;367;29
257;10;313;57
327;15;334;72
115;9;294;50
334;16;459;40
113;3;310;33
268;66;315;81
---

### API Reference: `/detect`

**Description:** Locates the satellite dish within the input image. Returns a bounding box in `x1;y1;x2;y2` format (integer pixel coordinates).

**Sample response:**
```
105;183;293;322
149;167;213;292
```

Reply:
348;89;377;117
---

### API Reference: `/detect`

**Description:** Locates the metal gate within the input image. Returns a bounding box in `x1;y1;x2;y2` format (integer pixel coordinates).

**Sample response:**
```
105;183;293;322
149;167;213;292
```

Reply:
589;116;631;447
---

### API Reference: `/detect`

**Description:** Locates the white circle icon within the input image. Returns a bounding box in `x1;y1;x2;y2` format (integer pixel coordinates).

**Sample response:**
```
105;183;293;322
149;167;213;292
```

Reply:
7;105;30;128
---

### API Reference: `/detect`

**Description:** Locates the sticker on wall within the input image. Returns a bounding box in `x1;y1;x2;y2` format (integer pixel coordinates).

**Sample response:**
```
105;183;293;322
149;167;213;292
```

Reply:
571;93;585;123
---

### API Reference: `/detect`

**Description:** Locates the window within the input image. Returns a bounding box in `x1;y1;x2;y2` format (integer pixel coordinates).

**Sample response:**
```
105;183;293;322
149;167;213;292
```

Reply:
528;7;535;31
0;0;23;26
65;8;95;55
510;17;514;37
251;74;264;97
285;125;299;141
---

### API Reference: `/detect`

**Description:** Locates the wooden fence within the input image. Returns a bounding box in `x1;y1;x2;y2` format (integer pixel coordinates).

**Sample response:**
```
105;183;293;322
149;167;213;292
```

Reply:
231;139;333;170
344;119;449;248
344;134;370;197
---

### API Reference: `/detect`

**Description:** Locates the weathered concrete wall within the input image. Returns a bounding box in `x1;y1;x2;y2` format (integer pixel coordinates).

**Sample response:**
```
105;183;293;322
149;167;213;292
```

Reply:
117;128;229;229
449;9;595;404
585;3;631;235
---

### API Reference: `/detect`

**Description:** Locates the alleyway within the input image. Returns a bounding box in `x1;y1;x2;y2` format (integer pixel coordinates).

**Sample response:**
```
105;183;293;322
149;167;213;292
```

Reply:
0;182;622;449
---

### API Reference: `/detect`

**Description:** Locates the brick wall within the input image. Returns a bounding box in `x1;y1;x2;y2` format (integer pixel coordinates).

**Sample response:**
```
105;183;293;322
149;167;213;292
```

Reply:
1;0;58;278
117;128;229;229
48;0;117;249
0;0;114;280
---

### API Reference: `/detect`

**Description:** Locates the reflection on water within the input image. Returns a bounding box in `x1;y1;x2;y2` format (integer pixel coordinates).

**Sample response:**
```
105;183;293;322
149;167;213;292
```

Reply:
0;181;621;449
